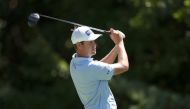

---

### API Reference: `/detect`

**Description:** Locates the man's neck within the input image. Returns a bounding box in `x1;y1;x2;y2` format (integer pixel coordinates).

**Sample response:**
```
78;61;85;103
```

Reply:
76;52;91;58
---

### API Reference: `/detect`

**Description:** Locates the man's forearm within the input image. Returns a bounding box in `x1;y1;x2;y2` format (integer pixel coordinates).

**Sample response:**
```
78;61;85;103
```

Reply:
100;45;117;64
117;41;128;66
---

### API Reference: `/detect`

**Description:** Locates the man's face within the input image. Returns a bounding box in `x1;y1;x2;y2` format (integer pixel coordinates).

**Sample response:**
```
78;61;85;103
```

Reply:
83;40;97;56
76;40;97;57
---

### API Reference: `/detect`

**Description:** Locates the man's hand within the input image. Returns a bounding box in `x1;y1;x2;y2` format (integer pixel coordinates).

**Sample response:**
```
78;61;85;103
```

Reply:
110;28;123;45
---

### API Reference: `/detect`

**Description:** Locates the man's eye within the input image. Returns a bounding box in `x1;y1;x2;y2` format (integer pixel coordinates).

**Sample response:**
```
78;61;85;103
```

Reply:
91;41;96;43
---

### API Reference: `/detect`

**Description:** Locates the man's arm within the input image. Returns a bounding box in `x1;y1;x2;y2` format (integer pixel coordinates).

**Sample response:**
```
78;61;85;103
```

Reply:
100;45;117;64
109;29;129;75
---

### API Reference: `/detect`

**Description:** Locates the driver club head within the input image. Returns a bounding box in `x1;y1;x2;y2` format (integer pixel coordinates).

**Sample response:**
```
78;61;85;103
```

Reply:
28;13;40;27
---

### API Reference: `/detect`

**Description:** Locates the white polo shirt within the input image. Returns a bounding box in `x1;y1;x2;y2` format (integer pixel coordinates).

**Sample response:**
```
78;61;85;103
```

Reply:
70;53;117;109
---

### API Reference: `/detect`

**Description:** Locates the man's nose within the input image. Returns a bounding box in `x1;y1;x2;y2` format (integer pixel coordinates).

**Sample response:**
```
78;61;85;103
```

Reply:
92;41;96;45
94;41;97;47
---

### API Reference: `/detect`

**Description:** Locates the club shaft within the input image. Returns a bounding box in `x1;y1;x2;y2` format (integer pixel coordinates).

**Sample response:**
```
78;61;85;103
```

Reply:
39;14;108;33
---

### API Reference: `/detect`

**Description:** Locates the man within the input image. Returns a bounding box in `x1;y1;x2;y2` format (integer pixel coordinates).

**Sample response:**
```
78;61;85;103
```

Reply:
70;26;129;109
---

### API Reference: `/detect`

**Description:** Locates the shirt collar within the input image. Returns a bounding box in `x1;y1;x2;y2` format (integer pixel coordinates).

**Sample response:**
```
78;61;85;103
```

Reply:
72;53;93;61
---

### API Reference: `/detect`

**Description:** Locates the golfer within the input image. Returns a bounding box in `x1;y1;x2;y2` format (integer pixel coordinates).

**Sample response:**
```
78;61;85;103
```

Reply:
70;26;129;109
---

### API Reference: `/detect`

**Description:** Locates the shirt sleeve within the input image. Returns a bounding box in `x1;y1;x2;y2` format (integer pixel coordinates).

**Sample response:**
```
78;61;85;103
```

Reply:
87;60;115;80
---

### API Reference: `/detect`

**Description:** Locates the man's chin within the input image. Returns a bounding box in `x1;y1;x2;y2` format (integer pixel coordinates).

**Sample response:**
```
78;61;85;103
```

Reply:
91;51;96;56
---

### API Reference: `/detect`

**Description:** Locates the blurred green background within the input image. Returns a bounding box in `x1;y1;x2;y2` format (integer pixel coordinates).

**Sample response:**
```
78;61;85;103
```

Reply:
0;0;190;109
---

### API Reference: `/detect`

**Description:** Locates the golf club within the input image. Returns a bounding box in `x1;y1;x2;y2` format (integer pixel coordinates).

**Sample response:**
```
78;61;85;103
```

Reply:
28;13;109;33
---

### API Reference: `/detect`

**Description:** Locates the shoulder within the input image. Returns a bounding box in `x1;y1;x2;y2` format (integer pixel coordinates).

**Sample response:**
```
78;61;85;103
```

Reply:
88;60;114;80
88;60;114;72
89;60;109;67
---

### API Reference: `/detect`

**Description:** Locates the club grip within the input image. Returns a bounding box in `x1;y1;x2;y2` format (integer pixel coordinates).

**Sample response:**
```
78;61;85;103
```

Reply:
105;30;125;38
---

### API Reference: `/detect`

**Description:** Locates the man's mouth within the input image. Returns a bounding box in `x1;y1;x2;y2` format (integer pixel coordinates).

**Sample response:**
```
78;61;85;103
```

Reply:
92;48;96;51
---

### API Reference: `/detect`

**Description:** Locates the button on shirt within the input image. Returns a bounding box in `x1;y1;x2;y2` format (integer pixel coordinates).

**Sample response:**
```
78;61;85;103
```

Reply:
70;53;117;109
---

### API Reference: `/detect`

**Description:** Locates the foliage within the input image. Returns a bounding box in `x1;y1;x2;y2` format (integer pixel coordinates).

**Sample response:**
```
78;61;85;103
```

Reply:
0;0;190;109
